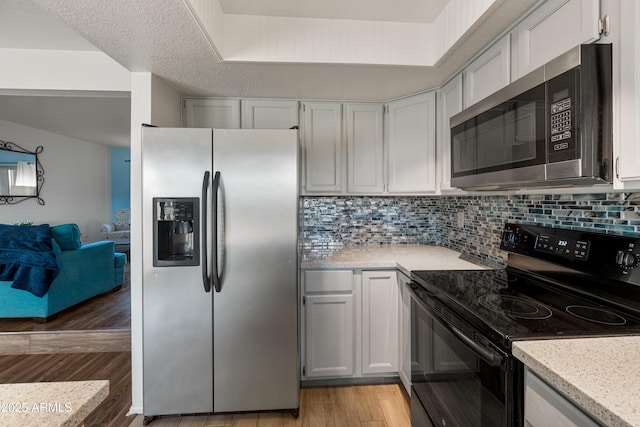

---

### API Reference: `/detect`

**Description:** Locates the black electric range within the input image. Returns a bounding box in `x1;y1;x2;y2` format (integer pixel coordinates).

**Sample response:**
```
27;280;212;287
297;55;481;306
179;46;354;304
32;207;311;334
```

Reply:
408;223;640;427
411;223;640;351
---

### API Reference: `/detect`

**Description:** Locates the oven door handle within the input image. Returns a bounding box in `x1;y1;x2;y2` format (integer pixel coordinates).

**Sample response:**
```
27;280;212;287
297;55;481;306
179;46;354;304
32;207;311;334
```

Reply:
447;323;503;367
409;285;504;368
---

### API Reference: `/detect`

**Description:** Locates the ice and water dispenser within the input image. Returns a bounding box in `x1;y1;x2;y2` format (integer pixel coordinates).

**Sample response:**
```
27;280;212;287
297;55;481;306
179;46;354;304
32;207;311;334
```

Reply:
153;198;199;266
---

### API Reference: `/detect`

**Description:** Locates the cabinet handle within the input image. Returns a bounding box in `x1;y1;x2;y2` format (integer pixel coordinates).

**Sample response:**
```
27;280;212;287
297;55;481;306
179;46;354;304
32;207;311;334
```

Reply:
616;156;620;179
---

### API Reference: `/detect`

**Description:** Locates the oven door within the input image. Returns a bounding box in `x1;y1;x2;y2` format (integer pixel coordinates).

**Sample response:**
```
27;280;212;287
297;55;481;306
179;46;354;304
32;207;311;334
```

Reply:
409;282;520;427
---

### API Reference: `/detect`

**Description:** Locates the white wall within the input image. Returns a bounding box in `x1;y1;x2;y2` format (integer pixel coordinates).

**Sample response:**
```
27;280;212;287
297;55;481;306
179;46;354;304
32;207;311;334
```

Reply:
129;73;181;415
0;49;130;92
0;119;110;241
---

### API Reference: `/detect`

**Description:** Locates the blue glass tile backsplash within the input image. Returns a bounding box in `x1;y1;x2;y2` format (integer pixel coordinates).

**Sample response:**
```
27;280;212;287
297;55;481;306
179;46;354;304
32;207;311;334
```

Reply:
302;193;640;266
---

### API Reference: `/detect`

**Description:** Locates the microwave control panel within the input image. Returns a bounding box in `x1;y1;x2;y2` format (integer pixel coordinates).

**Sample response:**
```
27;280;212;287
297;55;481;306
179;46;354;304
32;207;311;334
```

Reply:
547;68;578;162
550;97;572;151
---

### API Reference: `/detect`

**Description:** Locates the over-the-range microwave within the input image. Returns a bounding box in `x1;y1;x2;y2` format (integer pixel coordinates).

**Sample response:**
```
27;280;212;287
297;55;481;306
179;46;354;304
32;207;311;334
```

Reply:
450;44;612;190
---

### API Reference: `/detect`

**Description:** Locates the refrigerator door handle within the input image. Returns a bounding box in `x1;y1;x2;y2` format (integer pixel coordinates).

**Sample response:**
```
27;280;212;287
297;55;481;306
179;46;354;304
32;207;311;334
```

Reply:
201;171;211;292
212;171;223;292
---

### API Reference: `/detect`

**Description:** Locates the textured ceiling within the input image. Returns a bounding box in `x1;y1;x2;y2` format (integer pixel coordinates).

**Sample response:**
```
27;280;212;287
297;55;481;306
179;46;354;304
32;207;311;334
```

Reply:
26;0;538;101
0;0;540;147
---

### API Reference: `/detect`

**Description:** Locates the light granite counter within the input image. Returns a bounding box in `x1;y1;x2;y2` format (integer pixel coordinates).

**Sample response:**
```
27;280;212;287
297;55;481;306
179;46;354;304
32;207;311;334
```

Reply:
0;380;109;427
513;337;640;427
301;244;490;274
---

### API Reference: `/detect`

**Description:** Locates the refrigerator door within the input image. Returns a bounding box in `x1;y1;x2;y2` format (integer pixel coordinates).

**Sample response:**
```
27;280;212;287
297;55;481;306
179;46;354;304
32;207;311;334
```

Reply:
142;127;214;415
212;129;299;412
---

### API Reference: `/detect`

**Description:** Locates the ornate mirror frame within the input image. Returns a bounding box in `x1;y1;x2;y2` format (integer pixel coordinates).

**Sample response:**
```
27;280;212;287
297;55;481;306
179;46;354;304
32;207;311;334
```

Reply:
0;139;45;205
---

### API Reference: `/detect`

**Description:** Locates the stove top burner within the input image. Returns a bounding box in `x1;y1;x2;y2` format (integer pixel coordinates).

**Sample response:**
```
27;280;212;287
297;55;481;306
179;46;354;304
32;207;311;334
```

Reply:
565;305;628;325
478;294;552;319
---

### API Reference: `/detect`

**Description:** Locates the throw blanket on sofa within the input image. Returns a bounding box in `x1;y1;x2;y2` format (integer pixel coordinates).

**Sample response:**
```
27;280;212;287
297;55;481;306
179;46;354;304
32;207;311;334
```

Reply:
0;224;60;297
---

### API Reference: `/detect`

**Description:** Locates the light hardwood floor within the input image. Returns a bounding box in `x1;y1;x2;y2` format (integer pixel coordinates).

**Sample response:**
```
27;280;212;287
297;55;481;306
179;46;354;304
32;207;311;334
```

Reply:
129;384;410;427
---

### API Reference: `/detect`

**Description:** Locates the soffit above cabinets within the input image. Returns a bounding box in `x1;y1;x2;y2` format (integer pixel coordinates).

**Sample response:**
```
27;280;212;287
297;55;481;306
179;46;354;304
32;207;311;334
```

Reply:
217;0;449;23
23;0;539;101
187;0;511;66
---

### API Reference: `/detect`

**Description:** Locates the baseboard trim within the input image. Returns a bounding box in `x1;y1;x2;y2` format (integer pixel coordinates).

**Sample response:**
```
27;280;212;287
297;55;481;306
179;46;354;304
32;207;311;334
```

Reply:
301;374;400;388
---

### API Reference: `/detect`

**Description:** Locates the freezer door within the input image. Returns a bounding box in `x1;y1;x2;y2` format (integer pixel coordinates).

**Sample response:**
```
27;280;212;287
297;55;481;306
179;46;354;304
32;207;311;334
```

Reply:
142;127;214;415
212;129;299;412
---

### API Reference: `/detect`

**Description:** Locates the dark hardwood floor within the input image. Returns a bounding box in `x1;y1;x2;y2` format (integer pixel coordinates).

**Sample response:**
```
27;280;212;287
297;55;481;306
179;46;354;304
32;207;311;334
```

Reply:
0;264;131;332
0;351;134;427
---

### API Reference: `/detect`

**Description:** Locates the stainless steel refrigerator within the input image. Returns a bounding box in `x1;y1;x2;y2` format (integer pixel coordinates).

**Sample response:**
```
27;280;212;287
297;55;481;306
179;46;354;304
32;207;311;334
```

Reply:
141;127;299;421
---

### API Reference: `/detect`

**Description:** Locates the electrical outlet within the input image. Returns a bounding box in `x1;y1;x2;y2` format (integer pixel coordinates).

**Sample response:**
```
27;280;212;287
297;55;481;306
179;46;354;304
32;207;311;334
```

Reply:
457;211;464;228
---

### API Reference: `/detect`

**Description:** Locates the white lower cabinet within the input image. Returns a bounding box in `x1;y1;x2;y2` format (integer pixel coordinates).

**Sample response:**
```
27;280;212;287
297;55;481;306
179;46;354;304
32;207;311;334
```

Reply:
397;271;412;394
302;269;400;381
303;270;355;378
525;368;599;427
304;294;355;378
362;270;399;374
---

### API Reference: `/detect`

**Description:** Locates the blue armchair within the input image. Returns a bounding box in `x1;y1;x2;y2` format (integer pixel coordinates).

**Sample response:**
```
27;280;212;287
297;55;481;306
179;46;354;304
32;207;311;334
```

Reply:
0;223;126;321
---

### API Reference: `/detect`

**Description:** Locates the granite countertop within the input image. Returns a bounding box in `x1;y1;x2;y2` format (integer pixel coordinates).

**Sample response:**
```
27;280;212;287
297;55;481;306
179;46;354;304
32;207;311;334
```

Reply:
0;380;109;427
513;337;640;427
301;244;490;275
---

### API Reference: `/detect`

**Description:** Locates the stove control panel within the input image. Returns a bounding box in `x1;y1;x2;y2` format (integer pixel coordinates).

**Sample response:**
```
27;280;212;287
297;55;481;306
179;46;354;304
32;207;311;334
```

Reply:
535;234;590;259
500;223;640;284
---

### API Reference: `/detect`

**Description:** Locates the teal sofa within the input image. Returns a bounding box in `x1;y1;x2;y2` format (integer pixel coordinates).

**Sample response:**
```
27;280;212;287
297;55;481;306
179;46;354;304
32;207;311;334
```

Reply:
0;223;126;321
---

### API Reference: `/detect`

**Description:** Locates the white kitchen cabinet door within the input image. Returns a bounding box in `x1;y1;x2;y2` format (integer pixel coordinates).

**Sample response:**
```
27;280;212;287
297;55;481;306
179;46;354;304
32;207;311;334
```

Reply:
183;98;241;128
397;271;411;395
346;103;385;194
511;0;600;81
241;99;299;129
525;368;600;427
386;92;437;194
304;294;355;378
436;75;466;194
612;1;640;187
463;35;511;108
362;270;399;375
301;102;343;194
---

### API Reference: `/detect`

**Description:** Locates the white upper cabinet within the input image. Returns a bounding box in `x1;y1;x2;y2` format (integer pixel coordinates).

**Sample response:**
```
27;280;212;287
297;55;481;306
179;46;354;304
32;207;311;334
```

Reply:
386;92;437;194
346;103;385;194
241;99;299;129
436;75;465;194
463;34;511;108
183;98;241;128
610;1;640;187
301;102;343;194
511;0;601;81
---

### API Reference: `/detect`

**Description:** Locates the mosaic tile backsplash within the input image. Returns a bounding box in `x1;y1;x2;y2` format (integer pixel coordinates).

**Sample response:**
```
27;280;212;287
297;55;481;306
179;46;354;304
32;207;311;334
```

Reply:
302;193;640;266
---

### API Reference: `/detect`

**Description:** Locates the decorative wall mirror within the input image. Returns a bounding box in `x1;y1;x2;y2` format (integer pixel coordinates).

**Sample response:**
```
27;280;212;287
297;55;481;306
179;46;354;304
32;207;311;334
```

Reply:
0;139;45;205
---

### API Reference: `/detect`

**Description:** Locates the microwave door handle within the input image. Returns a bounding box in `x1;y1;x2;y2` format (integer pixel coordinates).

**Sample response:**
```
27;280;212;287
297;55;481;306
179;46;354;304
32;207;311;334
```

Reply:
201;171;211;293
409;286;504;367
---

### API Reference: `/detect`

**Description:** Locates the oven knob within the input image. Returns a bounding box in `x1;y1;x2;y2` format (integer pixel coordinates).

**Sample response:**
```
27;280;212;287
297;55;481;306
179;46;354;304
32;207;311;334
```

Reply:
616;251;638;268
